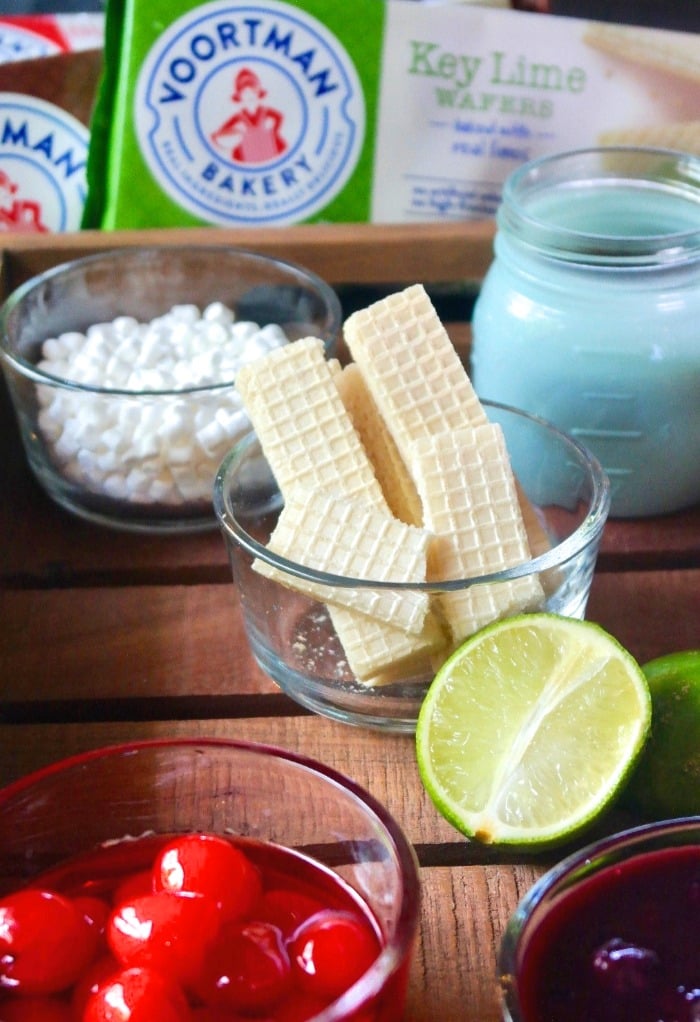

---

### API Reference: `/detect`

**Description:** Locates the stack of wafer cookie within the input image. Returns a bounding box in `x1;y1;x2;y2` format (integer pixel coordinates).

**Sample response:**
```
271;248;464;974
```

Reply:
235;284;545;686
584;22;700;156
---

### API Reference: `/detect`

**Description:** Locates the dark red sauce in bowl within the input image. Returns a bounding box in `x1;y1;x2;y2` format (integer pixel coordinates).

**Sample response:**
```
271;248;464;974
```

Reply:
500;818;700;1022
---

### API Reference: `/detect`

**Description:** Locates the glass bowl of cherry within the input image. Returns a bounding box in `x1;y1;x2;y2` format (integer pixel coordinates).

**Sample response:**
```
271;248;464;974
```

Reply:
0;738;420;1021
499;816;700;1022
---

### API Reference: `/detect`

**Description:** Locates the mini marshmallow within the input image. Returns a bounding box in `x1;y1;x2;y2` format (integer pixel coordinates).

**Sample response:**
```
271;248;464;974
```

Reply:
195;417;228;456
42;338;65;360
76;447;101;474
204;301;235;325
240;337;272;363
100;426;126;452
37;361;70;382
95;450;121;474
148;476;180;504
68;353;103;386
157;412;192;446
137;332;171;369
112;316;139;337
171;463;208;501
215;406;250;440
200;321;229;348
54;429;81;461
102;473;131;499
36;301;291;506
130;430;161;462
56;331;86;354
230;321;262;344
117;402;142;433
170;303;200;324
63;458;87;484
37;408;62;441
125;467;153;499
257;324;288;345
85;323;115;345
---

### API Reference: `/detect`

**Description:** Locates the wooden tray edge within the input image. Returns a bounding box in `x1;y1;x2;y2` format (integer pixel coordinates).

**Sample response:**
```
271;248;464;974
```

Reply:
0;220;496;294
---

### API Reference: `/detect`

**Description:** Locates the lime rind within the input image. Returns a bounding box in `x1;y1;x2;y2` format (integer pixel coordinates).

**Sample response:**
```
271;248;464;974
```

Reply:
623;648;700;819
642;649;700;685
416;613;652;847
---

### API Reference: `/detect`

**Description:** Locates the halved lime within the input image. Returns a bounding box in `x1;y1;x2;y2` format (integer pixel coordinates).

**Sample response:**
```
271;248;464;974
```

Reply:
624;649;700;818
415;613;651;847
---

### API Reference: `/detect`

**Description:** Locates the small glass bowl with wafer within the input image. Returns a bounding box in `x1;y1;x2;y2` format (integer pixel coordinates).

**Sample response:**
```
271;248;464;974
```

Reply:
214;285;610;732
215;402;609;732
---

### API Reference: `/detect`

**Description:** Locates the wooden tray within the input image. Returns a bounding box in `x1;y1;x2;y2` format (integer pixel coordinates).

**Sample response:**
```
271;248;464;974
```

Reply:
0;220;496;296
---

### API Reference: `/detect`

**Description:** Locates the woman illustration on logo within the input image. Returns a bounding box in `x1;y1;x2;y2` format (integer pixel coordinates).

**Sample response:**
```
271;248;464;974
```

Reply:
0;169;48;233
211;67;287;164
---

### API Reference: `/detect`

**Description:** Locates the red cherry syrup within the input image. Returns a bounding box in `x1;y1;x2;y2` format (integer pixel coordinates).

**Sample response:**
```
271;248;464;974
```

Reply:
0;833;400;1021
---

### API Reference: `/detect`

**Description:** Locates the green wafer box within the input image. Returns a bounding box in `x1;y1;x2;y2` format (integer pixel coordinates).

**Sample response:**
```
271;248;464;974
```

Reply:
82;0;385;228
83;0;700;230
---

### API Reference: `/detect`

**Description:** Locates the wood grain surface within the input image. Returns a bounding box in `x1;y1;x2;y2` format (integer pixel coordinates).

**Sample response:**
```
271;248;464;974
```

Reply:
1;223;698;1022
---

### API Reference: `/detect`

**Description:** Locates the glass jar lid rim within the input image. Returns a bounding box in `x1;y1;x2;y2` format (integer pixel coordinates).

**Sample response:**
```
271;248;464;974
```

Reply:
499;145;700;264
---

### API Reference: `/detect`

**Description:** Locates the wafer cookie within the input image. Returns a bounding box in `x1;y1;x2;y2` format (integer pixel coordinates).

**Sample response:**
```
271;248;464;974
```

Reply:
411;423;544;641
343;284;488;468
515;480;552;560
235;337;388;510
584;23;700;83
330;600;446;685
237;336;449;683
343;285;549;559
255;485;432;634
336;363;423;527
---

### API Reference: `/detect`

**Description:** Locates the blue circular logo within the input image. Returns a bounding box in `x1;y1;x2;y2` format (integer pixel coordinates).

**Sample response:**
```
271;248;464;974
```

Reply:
135;0;365;226
0;94;89;234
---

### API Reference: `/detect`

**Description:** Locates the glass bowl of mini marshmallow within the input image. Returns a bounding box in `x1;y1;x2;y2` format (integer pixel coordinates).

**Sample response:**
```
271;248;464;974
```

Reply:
0;246;341;532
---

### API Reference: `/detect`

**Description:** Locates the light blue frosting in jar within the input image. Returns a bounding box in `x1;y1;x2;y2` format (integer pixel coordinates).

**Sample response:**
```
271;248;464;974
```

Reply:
470;147;700;517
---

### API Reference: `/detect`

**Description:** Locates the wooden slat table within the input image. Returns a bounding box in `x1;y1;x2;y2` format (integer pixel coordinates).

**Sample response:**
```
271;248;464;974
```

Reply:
1;222;698;1021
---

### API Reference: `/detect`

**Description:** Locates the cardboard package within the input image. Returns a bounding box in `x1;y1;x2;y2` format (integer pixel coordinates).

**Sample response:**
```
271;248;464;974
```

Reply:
0;15;104;233
82;0;700;230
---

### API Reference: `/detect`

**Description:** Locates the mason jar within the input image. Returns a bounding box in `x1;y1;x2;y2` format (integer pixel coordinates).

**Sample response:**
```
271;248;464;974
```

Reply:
470;147;700;517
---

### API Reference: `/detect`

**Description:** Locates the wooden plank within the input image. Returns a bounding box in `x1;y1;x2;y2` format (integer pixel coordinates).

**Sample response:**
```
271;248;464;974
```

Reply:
587;568;700;662
598;509;700;570
0;377;229;584
2;571;695;707
0;491;228;588
1;211;697;583
0;221;496;295
0;721;544;1021
0;718;464;853
0;717;639;863
1;406;697;585
0;716;542;1021
0;215;695;1022
0;584;271;703
410;864;543;1022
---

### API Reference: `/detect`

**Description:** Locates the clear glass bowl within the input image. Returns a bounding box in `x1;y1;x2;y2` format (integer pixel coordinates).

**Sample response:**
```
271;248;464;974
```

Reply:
0;246;341;533
0;738;420;1022
499;817;700;1022
214;401;611;732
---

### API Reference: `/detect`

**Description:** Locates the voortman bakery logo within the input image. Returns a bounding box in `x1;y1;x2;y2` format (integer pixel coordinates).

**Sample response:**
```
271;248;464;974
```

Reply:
0;94;89;233
135;0;365;226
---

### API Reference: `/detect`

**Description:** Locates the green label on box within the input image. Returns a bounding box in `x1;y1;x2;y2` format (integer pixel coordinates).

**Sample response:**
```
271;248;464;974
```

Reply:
84;1;700;230
84;0;384;228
